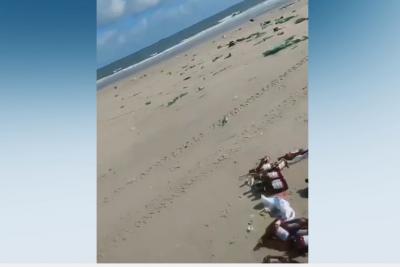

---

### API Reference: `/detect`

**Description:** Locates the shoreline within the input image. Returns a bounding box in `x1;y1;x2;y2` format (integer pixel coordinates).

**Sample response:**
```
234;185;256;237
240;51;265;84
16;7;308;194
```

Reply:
96;0;294;90
98;0;308;262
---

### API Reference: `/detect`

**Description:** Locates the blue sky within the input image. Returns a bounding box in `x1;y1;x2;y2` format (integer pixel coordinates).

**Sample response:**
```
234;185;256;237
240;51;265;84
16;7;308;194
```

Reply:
97;0;242;67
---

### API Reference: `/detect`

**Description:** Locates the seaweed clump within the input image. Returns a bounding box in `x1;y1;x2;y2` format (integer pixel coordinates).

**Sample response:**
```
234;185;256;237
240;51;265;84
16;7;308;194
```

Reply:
167;92;188;107
263;36;308;57
294;17;308;24
275;15;296;24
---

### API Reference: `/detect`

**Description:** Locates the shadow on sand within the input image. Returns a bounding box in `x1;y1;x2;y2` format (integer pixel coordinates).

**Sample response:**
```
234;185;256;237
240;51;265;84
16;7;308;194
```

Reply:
241;181;279;203
297;187;308;198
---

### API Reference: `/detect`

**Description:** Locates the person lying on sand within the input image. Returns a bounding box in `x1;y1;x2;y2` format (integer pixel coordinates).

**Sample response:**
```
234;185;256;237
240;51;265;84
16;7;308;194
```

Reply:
263;158;289;173
248;155;272;174
248;161;289;191
247;158;288;187
262;171;289;195
278;148;308;161
251;168;283;184
274;218;308;241
256;217;308;255
262;166;286;179
250;169;289;195
271;217;308;254
249;157;289;175
260;195;295;221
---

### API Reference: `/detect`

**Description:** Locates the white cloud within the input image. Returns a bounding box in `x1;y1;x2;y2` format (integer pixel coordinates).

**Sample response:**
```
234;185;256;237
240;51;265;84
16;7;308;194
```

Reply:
97;17;149;65
97;0;126;26
97;29;117;47
97;0;162;26
130;0;161;13
96;0;241;66
130;17;148;35
97;17;148;48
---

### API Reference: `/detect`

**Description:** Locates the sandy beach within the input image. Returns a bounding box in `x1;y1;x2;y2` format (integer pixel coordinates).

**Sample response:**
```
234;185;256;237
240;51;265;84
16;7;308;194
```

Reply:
97;0;308;262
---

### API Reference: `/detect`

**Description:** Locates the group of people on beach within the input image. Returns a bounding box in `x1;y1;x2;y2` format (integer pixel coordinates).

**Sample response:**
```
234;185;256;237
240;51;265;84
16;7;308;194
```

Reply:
246;148;308;262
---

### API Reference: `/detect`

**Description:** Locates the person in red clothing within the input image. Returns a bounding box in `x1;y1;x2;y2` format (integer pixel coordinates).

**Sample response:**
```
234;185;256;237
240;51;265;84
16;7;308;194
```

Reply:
256;217;308;255
249;168;289;195
278;148;308;161
248;156;288;175
248;155;272;174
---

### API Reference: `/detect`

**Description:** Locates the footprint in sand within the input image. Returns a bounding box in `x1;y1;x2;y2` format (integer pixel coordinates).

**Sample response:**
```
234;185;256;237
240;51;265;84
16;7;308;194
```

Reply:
102;59;307;206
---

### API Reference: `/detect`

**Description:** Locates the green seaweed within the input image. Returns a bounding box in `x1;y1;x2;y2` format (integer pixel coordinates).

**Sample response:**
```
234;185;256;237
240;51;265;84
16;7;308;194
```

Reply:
285;36;295;42
275;15;296;24
167;92;188;107
260;20;271;29
235;31;266;43
294;17;308;24
263;36;308;57
246;32;267;42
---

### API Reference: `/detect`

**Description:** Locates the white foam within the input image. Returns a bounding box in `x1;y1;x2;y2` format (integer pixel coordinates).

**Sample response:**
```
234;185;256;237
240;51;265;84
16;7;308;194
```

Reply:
97;0;288;87
218;11;241;24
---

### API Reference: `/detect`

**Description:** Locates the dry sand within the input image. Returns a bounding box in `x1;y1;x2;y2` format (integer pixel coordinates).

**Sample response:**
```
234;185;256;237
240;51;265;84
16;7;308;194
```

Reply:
97;0;308;262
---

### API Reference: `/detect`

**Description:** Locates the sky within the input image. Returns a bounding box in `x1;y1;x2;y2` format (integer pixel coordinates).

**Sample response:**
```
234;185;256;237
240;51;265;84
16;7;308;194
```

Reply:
0;0;96;262
97;0;242;67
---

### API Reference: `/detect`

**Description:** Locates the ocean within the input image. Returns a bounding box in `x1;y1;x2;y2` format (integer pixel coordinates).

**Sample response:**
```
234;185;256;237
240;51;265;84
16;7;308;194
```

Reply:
97;0;291;89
